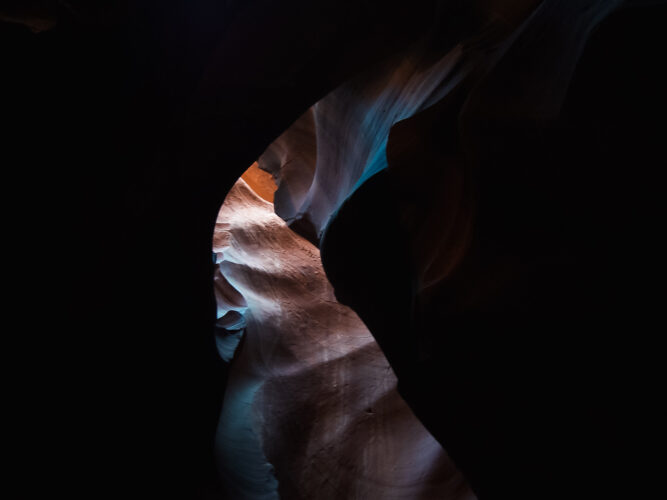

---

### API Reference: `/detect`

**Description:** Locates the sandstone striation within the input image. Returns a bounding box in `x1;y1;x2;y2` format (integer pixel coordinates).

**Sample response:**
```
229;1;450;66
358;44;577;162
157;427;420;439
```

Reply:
214;178;474;500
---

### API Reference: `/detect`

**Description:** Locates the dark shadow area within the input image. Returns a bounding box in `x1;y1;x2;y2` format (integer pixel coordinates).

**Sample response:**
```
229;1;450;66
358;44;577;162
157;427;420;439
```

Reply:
5;1;666;498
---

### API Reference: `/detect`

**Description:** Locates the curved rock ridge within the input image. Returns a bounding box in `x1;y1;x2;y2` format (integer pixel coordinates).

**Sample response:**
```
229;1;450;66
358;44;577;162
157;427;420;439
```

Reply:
255;1;664;498
213;178;475;500
258;38;467;245
259;0;625;274
258;109;316;226
12;0;664;498
255;0;549;246
328;2;667;499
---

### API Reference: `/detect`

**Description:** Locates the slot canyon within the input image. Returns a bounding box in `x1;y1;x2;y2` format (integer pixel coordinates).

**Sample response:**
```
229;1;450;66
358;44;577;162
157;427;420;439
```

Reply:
5;1;666;499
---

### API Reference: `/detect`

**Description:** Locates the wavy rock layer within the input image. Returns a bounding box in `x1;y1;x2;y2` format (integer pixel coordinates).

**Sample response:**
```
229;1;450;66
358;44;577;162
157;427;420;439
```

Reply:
258;39;465;245
214;179;474;500
257;2;667;499
10;1;665;498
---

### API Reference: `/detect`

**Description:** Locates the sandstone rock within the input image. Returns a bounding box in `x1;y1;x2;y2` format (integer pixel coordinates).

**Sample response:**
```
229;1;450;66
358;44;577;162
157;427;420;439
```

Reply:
214;178;474;500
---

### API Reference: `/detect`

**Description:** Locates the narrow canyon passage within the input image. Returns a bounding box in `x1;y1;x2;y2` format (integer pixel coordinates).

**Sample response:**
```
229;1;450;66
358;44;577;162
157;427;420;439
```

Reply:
213;169;473;499
6;2;665;499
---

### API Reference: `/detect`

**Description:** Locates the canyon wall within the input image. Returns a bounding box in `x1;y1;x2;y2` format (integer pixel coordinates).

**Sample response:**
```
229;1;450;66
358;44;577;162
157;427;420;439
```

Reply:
214;178;474;500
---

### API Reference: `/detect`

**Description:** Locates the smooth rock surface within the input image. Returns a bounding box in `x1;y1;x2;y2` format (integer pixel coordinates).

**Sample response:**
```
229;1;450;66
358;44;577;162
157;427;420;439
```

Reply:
214;179;474;500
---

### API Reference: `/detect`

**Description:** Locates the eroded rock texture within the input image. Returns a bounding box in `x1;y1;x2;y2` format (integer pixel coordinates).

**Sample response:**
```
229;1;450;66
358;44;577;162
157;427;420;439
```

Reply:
258;47;463;245
8;1;666;499
257;2;667;499
214;178;474;500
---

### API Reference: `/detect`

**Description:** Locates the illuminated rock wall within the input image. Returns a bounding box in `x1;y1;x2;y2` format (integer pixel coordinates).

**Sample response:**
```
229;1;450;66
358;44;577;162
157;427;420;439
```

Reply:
214;178;474;500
